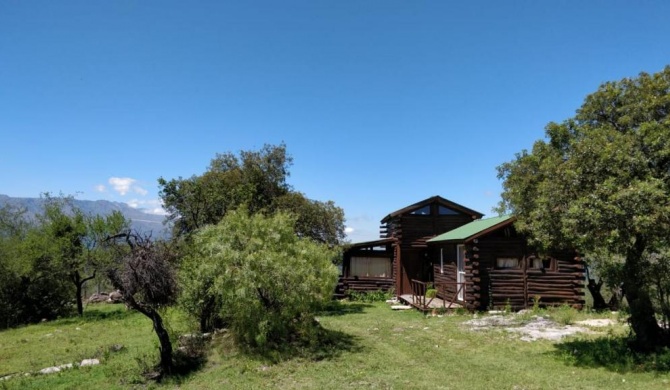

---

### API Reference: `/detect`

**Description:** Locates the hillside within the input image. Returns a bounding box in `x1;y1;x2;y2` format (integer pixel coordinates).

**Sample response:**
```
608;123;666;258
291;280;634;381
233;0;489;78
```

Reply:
0;194;170;239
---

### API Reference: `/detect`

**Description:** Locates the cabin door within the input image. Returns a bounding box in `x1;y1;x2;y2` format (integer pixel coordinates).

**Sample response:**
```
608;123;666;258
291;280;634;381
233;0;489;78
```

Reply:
456;245;466;301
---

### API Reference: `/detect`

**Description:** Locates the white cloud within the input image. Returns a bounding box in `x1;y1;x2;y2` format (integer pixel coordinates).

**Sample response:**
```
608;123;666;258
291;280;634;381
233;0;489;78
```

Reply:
133;186;148;196
344;226;355;234
149;207;168;216
94;184;106;193
127;199;167;215
108;177;147;196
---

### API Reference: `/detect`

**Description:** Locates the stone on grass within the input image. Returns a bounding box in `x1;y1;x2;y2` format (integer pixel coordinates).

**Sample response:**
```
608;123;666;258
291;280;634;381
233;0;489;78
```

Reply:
39;364;73;374
107;290;123;303
86;292;109;303
80;359;100;367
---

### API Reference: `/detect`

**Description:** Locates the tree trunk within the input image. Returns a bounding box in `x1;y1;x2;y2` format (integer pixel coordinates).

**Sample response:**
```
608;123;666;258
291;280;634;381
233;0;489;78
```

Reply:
149;308;173;376
624;240;664;351
73;271;96;317
76;281;84;316
72;271;84;316
587;278;608;310
127;297;174;377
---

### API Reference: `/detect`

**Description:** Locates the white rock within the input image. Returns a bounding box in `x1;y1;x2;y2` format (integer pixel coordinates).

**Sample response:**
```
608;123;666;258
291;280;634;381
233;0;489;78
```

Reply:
575;319;616;327
80;359;100;367
391;305;412;310
40;364;73;374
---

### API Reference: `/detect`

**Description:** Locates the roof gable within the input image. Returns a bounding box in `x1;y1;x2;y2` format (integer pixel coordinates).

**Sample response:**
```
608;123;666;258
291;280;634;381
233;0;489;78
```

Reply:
427;215;516;243
381;195;483;223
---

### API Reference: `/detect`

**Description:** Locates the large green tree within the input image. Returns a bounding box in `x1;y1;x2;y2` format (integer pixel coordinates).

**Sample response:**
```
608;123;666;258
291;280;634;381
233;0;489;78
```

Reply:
158;143;345;244
0;204;72;327
39;195;129;316
497;66;670;351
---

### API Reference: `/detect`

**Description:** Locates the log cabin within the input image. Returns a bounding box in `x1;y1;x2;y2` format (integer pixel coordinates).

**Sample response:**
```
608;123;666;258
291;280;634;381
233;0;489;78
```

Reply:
338;196;585;310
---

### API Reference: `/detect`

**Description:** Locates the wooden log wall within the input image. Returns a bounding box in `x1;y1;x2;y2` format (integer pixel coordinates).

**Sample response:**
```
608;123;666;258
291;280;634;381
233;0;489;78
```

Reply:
488;258;585;310
334;277;395;299
380;214;474;248
433;264;478;308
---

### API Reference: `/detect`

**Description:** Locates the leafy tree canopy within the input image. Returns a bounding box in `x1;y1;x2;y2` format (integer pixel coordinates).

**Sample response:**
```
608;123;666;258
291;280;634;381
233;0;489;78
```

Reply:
37;194;130;316
158;143;345;245
497;66;670;350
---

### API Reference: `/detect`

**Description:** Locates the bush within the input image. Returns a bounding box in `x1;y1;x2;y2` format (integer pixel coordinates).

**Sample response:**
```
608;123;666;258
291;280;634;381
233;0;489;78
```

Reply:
181;209;339;351
551;304;578;325
347;289;393;303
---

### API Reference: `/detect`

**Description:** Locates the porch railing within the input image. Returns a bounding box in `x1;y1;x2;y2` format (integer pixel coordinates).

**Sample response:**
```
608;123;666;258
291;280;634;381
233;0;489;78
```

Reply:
409;279;473;311
409;279;433;309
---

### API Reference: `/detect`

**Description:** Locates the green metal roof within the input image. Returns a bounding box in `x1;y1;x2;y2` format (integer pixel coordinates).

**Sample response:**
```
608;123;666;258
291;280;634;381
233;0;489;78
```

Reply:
427;215;515;243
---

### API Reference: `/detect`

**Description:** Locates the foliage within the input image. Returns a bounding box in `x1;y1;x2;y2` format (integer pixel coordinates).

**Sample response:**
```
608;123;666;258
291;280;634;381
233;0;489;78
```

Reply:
38;194;129;316
583;251;626;310
106;232;179;377
181;209;339;351
158;143;346;245
273;191;345;246
497;66;670;350
551;304;578;326
0;203;73;328
347;289;394;303
644;250;670;329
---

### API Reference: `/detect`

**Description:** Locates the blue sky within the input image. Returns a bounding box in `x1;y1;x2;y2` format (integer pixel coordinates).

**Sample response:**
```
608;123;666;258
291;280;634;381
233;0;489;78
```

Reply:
1;1;669;242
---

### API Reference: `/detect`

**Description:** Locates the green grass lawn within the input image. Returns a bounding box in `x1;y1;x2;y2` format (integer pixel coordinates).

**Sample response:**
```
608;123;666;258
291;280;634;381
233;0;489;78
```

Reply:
1;302;669;389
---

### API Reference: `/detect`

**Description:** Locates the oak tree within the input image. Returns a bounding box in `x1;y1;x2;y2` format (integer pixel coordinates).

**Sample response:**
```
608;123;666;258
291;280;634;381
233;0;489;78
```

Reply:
497;66;670;351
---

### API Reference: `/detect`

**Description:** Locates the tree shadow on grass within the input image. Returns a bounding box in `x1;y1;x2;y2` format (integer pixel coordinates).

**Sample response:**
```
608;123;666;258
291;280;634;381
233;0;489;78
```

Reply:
317;300;373;317
260;326;362;364
553;335;670;373
45;305;136;327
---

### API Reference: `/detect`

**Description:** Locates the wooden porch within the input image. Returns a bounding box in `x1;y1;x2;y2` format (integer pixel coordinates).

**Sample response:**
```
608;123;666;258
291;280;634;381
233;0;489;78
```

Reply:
398;279;470;312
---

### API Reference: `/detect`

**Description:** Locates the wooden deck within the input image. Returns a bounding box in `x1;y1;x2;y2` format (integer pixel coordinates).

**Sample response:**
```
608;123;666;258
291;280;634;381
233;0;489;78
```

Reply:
399;294;463;311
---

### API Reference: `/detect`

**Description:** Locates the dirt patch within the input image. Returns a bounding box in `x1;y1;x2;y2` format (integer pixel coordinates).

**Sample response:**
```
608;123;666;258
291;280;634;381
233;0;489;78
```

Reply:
464;314;595;342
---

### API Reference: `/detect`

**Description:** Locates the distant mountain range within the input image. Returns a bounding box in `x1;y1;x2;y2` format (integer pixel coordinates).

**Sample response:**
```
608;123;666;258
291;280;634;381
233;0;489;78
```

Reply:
0;194;171;239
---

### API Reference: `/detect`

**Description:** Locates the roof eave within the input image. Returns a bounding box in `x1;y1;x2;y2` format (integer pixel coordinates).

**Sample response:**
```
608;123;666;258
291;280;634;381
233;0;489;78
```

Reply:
427;215;517;244
381;195;484;223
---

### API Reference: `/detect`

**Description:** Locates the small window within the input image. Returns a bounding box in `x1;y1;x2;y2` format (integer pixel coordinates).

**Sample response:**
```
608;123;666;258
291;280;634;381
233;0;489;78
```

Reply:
527;256;555;270
496;257;519;268
438;205;459;215
528;257;543;269
409;205;431;215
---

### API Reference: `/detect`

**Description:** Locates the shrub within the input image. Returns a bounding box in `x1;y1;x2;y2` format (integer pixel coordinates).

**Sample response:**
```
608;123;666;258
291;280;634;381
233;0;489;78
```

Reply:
551;304;578;325
348;289;393;303
181;209;339;351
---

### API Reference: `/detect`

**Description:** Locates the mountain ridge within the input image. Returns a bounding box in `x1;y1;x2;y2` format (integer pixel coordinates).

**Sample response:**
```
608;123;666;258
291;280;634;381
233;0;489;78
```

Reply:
0;194;171;239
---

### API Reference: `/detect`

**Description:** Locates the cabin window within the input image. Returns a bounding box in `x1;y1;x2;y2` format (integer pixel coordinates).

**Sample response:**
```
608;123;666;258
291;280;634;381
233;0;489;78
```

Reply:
350;256;392;278
496;257;519;269
528;257;543;269
527;256;555;270
438;205;459;215
409;205;431;215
